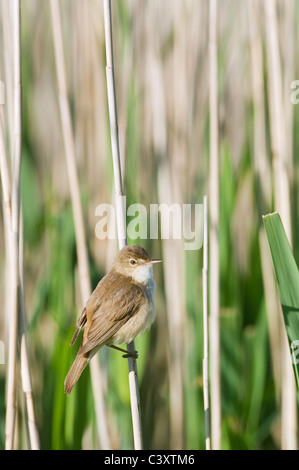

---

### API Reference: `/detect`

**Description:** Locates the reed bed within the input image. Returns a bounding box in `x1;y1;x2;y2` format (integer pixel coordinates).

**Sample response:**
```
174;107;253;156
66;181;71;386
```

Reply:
0;0;298;449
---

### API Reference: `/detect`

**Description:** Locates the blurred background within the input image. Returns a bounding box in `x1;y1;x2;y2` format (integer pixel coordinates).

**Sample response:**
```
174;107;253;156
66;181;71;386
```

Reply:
0;0;299;450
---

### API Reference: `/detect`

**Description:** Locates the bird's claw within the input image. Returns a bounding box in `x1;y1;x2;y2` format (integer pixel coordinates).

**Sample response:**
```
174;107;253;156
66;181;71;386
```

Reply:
122;350;138;359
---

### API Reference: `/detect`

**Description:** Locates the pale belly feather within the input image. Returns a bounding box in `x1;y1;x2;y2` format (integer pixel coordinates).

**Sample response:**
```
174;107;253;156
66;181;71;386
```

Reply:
108;278;156;345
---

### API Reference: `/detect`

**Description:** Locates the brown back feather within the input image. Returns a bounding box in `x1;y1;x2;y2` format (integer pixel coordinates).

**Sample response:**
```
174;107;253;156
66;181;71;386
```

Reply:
78;270;145;355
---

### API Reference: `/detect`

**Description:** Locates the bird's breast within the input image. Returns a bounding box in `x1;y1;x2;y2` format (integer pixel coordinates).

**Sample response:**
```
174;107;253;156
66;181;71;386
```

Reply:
109;280;156;345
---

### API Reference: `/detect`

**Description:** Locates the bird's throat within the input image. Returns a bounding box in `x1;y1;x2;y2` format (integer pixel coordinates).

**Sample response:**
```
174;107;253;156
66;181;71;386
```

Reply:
130;264;154;285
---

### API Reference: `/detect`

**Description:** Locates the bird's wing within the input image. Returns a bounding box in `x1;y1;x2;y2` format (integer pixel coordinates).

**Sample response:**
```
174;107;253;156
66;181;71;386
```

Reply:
70;306;88;346
69;275;104;347
78;274;144;355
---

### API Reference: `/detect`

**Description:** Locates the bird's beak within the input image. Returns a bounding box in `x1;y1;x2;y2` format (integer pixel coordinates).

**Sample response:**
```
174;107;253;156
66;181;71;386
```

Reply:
149;258;162;264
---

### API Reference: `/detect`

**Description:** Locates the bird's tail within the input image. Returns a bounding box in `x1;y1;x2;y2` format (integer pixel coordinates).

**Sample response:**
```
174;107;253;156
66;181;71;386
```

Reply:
64;354;89;395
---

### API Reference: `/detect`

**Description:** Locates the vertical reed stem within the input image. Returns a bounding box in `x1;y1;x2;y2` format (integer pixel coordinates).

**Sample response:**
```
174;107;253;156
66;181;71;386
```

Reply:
264;0;297;450
5;0;21;450
50;0;111;450
203;195;211;450
208;0;221;450
247;0;281;406
19;265;40;449
1;2;39;449
103;0;143;450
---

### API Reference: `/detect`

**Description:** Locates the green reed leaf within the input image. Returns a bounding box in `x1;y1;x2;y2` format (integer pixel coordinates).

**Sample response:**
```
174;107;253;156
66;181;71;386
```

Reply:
263;212;299;392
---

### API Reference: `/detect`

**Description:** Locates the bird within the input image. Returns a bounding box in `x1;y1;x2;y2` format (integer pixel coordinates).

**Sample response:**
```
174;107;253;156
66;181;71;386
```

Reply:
64;244;161;395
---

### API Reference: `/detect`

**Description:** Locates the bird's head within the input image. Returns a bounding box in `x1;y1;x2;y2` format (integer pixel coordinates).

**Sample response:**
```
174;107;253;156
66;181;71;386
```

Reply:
113;245;161;283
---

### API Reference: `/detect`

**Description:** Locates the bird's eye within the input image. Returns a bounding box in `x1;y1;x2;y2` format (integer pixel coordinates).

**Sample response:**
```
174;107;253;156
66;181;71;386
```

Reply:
130;259;137;265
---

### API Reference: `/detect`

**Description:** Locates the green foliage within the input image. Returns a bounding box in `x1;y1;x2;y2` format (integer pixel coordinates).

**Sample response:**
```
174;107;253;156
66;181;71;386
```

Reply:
263;213;299;393
1;0;298;451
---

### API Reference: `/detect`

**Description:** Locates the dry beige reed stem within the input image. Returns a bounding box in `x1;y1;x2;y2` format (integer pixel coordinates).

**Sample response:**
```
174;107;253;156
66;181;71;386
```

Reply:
0;95;14;441
202;195;211;450
0;113;11;223
208;0;221;451
19;281;40;449
146;7;184;445
50;0;111;450
264;0;292;239
1;2;39;449
247;0;271;213
1;0;14;156
247;0;282;407
0;101;12;341
264;0;297;450
18;212;40;449
258;230;282;400
103;0;143;450
5;0;22;449
282;0;294;180
0;0;13;347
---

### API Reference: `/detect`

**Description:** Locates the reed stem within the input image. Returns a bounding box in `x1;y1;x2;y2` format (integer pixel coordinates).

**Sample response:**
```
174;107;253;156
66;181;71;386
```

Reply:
1;1;40;449
5;0;21;450
103;0;143;450
208;0;221;451
203;195;211;450
50;0;111;450
264;0;297;450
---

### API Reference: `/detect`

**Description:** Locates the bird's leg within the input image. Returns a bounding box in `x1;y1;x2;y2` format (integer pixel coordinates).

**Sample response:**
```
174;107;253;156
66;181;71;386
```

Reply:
108;344;138;359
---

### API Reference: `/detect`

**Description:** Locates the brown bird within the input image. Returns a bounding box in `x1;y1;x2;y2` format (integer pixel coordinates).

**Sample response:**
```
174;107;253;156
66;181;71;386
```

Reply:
64;244;161;395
